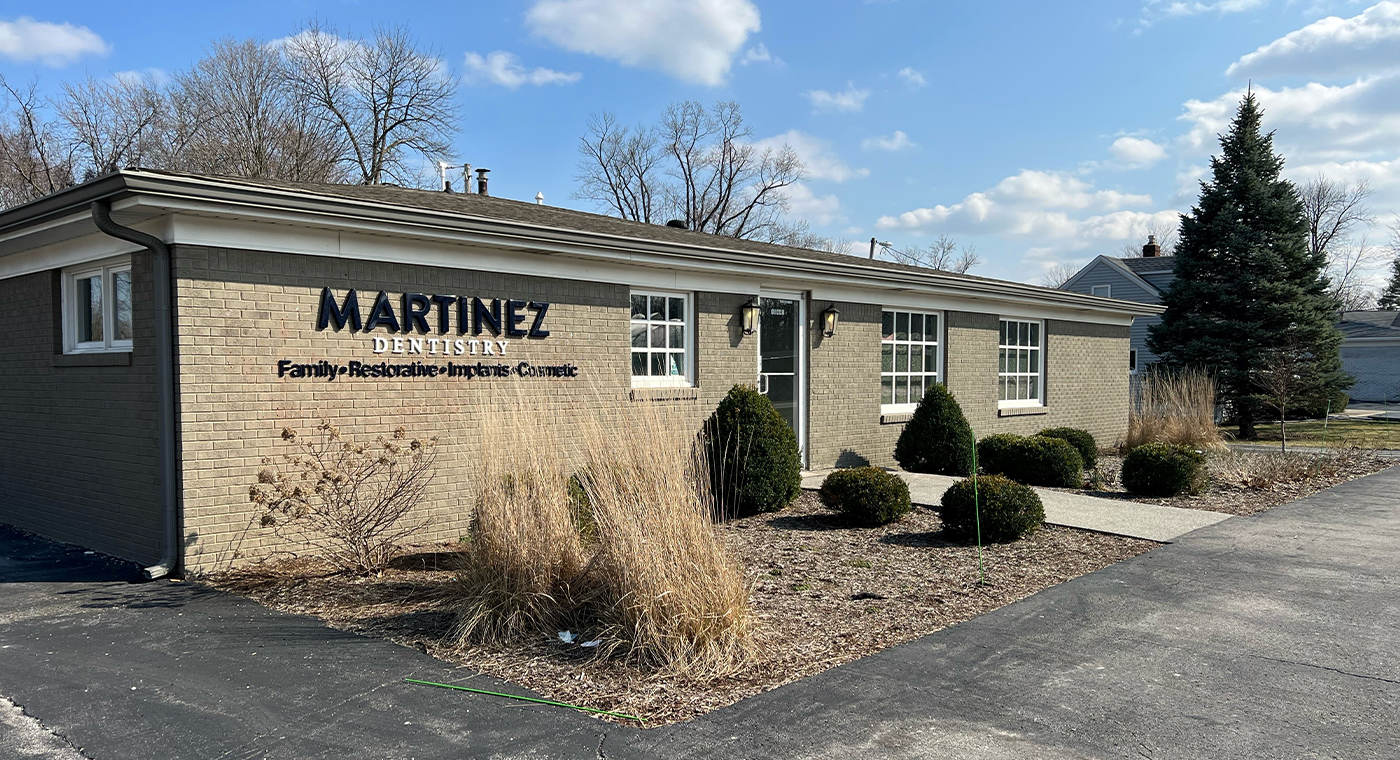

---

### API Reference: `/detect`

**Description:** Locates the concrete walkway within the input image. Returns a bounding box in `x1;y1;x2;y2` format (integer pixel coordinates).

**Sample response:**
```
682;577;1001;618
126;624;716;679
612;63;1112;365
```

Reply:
802;470;1230;542
4;467;1400;758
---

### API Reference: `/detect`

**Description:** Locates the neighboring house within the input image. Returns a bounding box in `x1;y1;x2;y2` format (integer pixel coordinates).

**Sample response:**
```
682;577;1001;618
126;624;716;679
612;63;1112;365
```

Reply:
1339;311;1400;403
1060;236;1172;374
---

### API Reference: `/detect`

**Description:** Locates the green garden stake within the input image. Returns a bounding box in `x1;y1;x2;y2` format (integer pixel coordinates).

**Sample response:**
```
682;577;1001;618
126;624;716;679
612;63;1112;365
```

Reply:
1322;398;1331;450
970;429;985;587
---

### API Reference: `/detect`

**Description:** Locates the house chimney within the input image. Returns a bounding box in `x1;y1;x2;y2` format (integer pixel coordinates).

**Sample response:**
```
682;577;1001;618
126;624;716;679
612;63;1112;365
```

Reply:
475;168;490;196
1142;234;1161;258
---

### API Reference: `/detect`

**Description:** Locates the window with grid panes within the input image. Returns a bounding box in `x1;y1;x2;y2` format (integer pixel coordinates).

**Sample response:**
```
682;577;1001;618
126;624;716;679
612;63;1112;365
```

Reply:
881;310;940;411
998;318;1043;406
629;291;691;387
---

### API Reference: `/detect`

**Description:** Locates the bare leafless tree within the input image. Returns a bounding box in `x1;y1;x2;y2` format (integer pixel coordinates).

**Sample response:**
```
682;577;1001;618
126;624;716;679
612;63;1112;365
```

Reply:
879;234;981;273
1328;236;1383;311
1301;175;1373;258
1119;220;1178;257
1254;332;1330;453
58;73;166;178
170;38;345;182
574;112;664;224
0;76;75;208
1040;262;1080;288
575;100;807;242
281;22;457;185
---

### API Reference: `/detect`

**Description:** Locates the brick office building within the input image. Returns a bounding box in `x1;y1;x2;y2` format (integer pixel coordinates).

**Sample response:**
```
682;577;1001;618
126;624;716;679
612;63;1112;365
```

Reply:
0;171;1160;576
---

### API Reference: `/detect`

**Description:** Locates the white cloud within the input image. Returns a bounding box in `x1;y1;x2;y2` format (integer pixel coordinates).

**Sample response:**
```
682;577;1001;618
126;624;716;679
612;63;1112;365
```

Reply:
1109;136;1168;167
753;130;869;182
862;130;917;152
782;182;843;226
525;0;759;86
875;169;1158;241
0;16;109;66
740;42;783;66
1228;1;1400;77
897;67;926;87
463;51;581;88
1138;0;1269;27
805;84;870;113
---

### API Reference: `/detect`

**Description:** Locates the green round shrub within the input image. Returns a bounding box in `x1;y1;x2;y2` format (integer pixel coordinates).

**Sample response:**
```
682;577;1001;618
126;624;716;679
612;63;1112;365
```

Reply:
818;467;912;527
705;384;802;517
940;474;1045;542
894;383;974;476
1037;427;1098;469
1121;442;1206;496
978;435;1084;488
975;434;1021;479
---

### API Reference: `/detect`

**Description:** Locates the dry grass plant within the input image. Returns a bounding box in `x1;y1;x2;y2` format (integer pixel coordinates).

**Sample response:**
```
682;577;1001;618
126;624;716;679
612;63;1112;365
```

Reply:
451;391;753;678
1125;367;1225;451
451;407;587;645
1209;447;1380;490
579;400;754;677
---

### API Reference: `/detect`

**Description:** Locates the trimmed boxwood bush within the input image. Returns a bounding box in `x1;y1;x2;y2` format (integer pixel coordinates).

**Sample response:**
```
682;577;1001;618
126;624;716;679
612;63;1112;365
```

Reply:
1121;442;1206;496
705;384;802;517
977;434;1083;488
1037;427;1097;469
975;434;1021;479
940;474;1045;542
818;467;912;527
894;383;974;476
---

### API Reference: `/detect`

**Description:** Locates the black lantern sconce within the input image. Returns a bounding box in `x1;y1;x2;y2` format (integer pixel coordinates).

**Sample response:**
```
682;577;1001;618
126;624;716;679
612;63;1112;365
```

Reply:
821;304;841;337
741;297;761;335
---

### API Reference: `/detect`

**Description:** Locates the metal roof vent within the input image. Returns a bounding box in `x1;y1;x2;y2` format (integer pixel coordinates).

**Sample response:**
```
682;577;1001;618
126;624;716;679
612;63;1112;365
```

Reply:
665;219;687;229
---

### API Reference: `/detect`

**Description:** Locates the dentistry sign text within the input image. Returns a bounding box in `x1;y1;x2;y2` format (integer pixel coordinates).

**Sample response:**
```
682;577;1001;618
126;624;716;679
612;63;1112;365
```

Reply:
273;287;580;382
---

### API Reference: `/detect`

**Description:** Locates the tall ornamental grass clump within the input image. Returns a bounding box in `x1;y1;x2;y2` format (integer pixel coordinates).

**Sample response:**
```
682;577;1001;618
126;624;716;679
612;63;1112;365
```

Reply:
1126;368;1224;451
452;412;587;645
893;383;975;476
581;401;753;676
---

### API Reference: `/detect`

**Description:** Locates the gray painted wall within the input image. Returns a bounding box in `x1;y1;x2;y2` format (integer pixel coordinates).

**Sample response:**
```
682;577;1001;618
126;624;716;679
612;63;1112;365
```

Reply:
1342;344;1400;402
1062;259;1162;371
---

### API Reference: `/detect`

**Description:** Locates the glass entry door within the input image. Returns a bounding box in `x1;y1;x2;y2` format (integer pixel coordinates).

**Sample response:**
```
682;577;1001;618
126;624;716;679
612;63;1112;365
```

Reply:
758;295;805;459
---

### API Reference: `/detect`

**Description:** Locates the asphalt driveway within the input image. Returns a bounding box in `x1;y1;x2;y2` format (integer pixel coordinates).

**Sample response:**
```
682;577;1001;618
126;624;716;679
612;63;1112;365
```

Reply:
3;466;1399;759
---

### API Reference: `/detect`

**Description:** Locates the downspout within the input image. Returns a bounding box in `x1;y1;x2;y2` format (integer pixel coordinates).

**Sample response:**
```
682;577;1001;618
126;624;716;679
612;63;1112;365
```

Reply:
90;200;179;580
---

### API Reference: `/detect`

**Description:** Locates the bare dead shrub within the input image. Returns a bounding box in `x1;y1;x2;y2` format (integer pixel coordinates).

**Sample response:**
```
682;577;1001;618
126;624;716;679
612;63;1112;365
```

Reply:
1208;448;1380;490
249;421;436;574
451;414;587;645
579;402;754;677
1125;367;1225;451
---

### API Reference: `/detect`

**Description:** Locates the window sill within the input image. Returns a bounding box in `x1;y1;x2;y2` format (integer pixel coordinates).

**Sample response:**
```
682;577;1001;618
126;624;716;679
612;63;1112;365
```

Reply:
997;405;1047;418
630;387;699;402
53;352;132;367
880;412;914;425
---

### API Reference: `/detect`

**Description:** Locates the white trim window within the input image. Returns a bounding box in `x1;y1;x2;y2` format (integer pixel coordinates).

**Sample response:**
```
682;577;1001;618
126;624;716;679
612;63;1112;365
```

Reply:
63;257;133;354
629;290;692;387
1129;348;1138;373
881;309;941;412
1091;284;1111;298
998;318;1043;407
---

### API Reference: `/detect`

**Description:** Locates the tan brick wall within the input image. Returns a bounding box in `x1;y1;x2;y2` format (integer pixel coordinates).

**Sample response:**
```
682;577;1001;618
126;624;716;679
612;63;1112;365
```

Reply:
0;258;163;564
808;305;1129;470
171;246;759;572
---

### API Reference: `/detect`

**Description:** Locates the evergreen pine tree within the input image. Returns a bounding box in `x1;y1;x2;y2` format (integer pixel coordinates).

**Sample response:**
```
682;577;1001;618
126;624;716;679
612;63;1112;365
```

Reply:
1147;94;1351;439
1378;256;1400;310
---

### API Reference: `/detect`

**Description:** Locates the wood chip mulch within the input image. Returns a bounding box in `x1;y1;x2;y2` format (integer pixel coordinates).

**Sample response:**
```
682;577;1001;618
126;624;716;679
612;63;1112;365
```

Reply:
205;493;1153;727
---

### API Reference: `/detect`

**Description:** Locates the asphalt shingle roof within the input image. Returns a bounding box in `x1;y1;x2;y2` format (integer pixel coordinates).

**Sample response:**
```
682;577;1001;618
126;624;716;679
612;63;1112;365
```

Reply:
1119;256;1177;274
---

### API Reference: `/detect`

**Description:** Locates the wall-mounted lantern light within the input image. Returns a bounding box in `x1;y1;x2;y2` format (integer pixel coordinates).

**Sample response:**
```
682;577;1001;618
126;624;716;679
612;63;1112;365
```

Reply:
741;297;761;335
821;304;841;337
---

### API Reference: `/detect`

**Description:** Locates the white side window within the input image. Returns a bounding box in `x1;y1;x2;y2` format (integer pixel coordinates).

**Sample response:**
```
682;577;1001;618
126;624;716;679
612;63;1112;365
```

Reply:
1091;284;1111;298
63;257;133;354
629;290;693;388
998;318;1044;407
880;309;942;413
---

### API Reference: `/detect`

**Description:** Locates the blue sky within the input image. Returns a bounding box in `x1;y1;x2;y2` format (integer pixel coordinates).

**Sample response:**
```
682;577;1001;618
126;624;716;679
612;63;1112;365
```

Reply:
3;1;1397;284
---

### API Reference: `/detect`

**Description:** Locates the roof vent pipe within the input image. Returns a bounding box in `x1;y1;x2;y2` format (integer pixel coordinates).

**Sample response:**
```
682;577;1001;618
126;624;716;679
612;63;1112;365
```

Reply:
475;168;490;196
1142;234;1160;258
461;164;473;194
535;192;544;205
438;162;453;193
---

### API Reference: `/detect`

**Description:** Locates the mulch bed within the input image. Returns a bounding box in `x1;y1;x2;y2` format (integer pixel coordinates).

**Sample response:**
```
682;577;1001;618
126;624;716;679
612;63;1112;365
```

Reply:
1078;451;1396;516
207;493;1153;726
